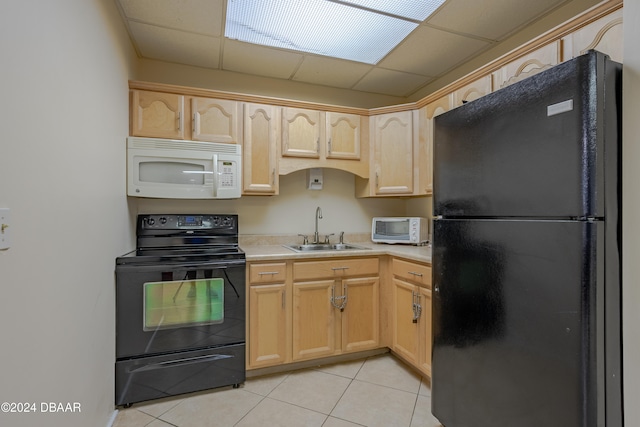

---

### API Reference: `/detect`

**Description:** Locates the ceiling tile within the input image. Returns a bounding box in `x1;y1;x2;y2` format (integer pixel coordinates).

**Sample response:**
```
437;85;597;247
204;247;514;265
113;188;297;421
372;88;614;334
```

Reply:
129;22;220;68
118;0;224;36
427;0;569;41
117;0;595;99
293;56;373;88
223;41;302;79
379;26;490;77
353;68;431;96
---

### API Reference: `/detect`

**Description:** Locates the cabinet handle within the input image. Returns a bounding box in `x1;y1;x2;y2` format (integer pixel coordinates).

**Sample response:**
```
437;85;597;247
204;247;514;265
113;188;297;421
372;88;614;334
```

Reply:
272;169;276;186
328;138;332;154
408;271;423;277
331;266;349;271
412;291;422;323
258;271;280;276
282;289;286;309
375;172;379;188
177;111;182;131
316;137;319;153
330;283;347;311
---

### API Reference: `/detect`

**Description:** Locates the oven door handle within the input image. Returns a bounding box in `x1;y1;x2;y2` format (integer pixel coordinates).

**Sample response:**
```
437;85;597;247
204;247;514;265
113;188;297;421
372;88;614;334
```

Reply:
129;353;235;373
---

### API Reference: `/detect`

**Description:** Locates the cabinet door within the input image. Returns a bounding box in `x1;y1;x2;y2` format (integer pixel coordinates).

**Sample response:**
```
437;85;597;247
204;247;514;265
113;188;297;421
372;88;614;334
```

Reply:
248;283;289;368
243;103;279;194
562;8;622;63
418;286;433;377
191;97;239;143
282;107;321;158
451;76;492;109
492;42;560;90
131;90;185;139
426;95;453;195
326;112;361;160
373;111;413;195
292;280;337;360
392;278;419;364
342;277;379;353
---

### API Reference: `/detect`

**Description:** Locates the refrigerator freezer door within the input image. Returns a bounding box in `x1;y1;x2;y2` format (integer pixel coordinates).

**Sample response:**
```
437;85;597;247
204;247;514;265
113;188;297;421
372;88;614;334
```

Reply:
431;218;607;427
433;51;620;218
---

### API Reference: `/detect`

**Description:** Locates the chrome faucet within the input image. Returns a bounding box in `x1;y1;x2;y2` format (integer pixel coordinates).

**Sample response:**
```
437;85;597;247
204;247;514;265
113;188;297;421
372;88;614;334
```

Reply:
314;206;323;244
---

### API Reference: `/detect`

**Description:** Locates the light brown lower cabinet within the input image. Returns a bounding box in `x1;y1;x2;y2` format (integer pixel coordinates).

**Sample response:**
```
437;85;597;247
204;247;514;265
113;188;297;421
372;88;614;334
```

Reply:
292;258;380;361
247;262;290;369
247;255;433;376
391;258;432;377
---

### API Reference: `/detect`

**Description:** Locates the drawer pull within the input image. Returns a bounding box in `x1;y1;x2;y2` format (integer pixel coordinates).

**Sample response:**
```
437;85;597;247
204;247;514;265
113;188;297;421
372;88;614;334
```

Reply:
258;271;280;276
331;267;349;271
408;271;423;277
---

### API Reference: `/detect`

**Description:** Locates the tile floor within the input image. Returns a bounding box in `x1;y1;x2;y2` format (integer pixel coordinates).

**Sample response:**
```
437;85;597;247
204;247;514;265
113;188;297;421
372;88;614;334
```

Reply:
112;353;443;427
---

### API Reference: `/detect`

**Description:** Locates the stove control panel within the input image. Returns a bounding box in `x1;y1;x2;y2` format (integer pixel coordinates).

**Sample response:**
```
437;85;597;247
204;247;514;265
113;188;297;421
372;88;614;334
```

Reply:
138;214;237;231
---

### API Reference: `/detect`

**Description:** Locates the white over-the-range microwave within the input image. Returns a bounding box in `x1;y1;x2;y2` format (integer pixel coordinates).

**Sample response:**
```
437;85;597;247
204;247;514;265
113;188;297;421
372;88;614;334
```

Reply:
127;137;242;199
371;217;429;245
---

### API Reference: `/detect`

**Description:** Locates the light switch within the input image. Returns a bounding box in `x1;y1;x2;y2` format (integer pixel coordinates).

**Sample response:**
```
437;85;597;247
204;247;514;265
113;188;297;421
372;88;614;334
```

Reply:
0;208;10;250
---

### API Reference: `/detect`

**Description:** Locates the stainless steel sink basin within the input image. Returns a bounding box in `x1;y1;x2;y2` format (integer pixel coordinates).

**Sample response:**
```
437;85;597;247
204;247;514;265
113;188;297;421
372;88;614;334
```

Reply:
283;243;369;252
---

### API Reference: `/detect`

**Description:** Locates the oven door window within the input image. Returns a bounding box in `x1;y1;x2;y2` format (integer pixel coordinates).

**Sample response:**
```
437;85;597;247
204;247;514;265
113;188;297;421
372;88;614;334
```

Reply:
143;278;224;331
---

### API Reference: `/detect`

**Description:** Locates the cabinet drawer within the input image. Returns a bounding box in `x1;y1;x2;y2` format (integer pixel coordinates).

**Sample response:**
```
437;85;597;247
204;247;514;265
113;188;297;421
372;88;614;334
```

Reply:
249;263;287;284
392;259;431;288
293;258;379;281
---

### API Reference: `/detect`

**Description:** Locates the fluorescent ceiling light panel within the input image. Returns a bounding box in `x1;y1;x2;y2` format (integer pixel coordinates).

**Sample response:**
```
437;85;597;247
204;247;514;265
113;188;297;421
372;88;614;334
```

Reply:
225;0;445;64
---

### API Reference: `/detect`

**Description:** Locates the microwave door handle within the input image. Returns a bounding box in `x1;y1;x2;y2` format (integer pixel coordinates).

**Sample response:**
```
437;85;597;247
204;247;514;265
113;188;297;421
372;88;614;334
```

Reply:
212;154;219;197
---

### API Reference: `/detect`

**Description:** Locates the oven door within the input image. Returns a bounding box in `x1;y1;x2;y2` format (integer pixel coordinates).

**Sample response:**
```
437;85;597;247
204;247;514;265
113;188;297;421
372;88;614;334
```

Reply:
115;259;245;359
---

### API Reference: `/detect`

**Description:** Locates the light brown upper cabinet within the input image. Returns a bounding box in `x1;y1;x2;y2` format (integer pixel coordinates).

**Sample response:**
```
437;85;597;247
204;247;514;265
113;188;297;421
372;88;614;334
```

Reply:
279;108;368;178
372;111;414;195
190;97;240;143
425;95;453;196
326;112;361;160
492;42;560;90
130;90;241;143
281;108;362;160
282;107;321;158
562;8;622;63
451;76;492;109
131;90;185;139
242;103;280;195
356;110;416;197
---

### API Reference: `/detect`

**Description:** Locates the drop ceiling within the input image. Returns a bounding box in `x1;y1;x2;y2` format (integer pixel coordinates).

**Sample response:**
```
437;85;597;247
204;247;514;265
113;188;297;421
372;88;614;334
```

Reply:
116;0;575;99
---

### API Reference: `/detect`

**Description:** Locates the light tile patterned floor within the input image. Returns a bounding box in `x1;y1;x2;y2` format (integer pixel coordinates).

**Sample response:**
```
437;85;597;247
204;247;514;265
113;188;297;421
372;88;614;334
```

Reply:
113;354;443;427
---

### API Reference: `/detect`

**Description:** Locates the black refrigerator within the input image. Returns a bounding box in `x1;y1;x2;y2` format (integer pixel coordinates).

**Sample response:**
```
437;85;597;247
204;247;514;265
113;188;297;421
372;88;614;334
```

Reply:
431;50;622;427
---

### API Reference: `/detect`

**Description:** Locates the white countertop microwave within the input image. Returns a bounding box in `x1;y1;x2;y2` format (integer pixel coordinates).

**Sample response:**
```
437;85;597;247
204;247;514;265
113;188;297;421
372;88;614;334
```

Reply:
371;217;429;245
127;137;242;199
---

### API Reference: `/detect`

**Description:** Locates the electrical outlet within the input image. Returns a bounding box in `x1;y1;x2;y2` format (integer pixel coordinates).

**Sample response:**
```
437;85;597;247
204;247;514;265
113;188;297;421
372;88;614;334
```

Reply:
0;208;10;250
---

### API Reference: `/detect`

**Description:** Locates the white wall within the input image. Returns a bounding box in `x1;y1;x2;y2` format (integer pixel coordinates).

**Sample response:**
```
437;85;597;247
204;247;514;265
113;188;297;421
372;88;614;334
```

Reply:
0;1;135;426
622;1;640;425
135;168;414;237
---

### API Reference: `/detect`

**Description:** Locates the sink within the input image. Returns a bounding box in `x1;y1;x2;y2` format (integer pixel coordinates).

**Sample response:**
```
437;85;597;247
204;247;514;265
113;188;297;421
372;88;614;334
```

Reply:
283;243;369;252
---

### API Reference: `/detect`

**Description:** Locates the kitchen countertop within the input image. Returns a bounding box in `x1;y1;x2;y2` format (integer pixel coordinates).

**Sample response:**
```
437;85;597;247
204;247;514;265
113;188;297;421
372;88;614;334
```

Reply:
239;234;431;264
